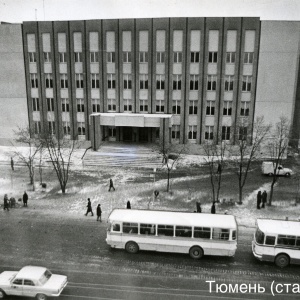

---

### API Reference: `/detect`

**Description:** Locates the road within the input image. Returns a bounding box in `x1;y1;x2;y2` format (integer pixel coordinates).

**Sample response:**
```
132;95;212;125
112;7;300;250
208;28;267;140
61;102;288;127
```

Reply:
0;211;299;300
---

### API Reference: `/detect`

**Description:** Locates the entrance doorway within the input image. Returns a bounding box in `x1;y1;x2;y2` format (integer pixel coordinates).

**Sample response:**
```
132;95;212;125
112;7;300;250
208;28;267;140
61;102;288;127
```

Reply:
123;127;133;141
139;128;148;142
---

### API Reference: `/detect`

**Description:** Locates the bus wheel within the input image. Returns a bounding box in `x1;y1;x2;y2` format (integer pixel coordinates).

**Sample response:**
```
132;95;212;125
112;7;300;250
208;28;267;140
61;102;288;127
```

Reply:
285;172;291;177
189;246;203;259
125;241;139;254
268;173;273;176
275;254;290;268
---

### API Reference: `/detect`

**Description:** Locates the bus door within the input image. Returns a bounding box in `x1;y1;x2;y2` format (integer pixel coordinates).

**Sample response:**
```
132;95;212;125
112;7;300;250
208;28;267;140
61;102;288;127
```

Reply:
263;235;276;262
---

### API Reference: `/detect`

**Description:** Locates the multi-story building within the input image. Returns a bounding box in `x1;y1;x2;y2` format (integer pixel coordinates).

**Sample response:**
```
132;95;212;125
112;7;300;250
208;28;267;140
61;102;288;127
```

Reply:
0;18;299;150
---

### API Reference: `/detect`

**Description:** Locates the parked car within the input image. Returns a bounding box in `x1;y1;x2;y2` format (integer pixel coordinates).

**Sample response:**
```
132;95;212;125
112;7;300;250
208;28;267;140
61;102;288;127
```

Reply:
0;266;67;300
261;161;293;177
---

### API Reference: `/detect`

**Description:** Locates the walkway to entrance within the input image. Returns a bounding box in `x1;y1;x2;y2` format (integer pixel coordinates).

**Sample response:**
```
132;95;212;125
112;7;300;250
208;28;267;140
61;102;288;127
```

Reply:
83;142;163;168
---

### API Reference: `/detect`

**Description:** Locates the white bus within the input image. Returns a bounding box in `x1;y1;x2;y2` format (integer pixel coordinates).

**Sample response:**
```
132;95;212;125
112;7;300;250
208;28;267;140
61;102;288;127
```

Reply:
106;209;238;259
252;218;300;267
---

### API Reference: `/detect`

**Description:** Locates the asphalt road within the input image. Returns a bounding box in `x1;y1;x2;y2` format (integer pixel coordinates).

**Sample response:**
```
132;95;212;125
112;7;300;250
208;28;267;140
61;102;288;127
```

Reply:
0;211;299;300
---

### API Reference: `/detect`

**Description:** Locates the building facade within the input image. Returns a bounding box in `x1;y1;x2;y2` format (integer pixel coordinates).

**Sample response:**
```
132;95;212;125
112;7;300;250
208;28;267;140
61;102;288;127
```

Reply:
0;18;299;150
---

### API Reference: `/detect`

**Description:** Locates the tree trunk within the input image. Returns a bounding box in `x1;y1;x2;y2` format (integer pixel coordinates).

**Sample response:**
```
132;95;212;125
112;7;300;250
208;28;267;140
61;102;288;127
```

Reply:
167;169;170;192
238;184;243;204
268;181;275;205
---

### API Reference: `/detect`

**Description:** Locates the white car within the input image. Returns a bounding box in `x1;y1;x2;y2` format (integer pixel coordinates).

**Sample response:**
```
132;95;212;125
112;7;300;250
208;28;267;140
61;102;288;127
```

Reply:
0;266;67;300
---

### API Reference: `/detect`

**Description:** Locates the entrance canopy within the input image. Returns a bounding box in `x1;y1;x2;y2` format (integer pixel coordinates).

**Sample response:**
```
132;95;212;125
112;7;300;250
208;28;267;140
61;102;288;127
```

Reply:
90;113;173;128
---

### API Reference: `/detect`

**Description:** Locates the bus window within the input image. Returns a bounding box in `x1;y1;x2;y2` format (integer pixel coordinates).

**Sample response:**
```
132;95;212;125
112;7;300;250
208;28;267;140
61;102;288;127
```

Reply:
255;228;264;244
140;224;156;235
296;238;300;247
265;236;276;245
232;230;237;240
112;223;121;232
123;222;138;234
277;235;296;246
175;226;192;238
158;225;174;237
212;228;229;240
194;227;211;239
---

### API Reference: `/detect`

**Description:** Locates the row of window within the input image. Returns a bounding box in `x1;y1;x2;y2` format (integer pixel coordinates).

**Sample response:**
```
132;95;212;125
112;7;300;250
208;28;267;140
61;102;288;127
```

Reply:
31;73;252;92
29;51;254;65
33;121;85;136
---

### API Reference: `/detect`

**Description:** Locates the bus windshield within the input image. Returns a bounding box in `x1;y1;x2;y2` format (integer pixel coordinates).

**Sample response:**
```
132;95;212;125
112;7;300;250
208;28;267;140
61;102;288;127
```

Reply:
255;228;265;244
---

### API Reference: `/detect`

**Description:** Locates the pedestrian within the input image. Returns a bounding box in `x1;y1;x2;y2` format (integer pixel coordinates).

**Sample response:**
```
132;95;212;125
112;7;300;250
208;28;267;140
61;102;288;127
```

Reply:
23;191;28;207
85;198;94;216
96;204;102;222
127;200;131;209
211;201;216;214
108;178;115;191
262;190;267;208
196;201;202;213
10;157;14;171
3;194;9;211
217;163;222;174
257;191;262;209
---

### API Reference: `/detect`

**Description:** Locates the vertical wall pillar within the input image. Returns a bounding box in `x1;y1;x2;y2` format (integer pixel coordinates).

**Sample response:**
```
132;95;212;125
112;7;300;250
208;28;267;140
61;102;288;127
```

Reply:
160;118;171;145
90;115;101;150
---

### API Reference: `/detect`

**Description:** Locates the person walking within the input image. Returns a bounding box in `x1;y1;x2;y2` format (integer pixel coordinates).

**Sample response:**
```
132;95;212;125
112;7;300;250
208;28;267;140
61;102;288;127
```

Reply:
262;190;267;208
85;198;94;216
257;191;262;209
3;194;9;211
196;201;202;213
10;157;14;171
108;178;115;191
211;201;216;214
23;191;28;207
96;204;102;222
126;200;131;209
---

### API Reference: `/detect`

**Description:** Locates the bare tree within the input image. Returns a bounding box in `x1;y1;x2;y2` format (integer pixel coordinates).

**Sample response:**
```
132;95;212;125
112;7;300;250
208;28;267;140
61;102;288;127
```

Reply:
38;132;80;194
12;126;42;189
265;116;291;205
230;116;271;204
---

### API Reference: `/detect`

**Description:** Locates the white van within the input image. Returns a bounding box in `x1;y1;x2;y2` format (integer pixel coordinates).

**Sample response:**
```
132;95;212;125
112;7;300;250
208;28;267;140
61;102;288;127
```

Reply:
261;162;292;177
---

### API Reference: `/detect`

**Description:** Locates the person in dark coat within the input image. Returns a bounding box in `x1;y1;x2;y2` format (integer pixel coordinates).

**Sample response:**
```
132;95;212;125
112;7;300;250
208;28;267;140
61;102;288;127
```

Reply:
196;201;202;213
96;204;102;222
108;178;115;191
11;157;14;171
23;191;28;207
211;201;216;214
3;194;9;211
85;198;94;216
262;190;267;208
257;191;262;209
126;200;131;209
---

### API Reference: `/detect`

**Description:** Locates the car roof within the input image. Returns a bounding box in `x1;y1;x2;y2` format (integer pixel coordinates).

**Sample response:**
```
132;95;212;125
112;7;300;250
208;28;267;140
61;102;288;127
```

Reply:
16;266;48;280
257;219;300;236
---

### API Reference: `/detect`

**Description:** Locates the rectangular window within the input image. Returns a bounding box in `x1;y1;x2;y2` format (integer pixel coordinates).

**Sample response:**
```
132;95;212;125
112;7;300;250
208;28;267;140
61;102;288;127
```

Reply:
34;121;41;134
63;121;71;135
61;98;69;112
75;74;84;89
122;222;138;234
175;226;192;238
46;98;54;112
140;224;156;235
30;74;38;88
208;51;218;63
123;51;132;63
107;74;116;89
172;75;182;90
205;126;214;140
108;127;116;137
92;99;100;113
48;121;55;135
225;75;234;91
32;98;39;111
226;52;236;63
156;100;164;113
212;228;230;240
107;98;116;111
223;101;232;116
265;236;276;245
222;126;231;141
194;227;211;239
59;52;67;63
242;76;252;92
189;100;198;115
190;75;199;90
156;75;165;90
171;125;180;140
91;74;100;89
190;51;200;63
76;98;84;113
206;101;215;116
207;75;217;91
90;52;99;63
45;73;53;88
139;100;148;112
139;74;148;90
172;100;181;115
277;235;297;246
123;99;132;112
139;51;148;63
188;125;197;140
78;122;85;135
29;52;36;63
43;52;51;63
107;52;115;63
157;225;174;237
156;52;165;63
173;52;182;63
123;74;132;89
74;52;82;63
60;74;68;89
239;127;248;141
244;52;254;64
240;101;250;116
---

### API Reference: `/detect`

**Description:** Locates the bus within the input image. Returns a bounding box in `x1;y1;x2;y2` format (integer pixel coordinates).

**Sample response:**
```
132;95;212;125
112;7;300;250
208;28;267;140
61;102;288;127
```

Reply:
252;218;300;267
106;209;238;259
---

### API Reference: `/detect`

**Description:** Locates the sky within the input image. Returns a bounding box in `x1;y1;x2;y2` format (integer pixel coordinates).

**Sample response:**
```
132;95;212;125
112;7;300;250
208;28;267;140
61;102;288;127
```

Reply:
0;0;299;23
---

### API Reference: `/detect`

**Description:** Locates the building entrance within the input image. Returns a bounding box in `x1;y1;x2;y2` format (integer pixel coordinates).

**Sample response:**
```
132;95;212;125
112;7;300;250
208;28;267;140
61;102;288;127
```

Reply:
139;128;148;142
123;127;133;141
